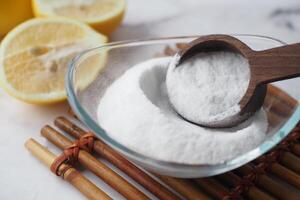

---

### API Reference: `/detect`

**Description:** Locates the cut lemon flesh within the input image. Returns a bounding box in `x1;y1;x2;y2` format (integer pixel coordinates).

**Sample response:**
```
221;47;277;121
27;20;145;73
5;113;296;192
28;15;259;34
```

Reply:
32;0;126;34
0;18;107;104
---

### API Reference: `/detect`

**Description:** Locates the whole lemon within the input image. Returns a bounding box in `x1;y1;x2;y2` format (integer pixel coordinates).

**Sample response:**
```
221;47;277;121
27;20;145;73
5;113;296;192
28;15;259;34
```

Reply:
0;0;33;38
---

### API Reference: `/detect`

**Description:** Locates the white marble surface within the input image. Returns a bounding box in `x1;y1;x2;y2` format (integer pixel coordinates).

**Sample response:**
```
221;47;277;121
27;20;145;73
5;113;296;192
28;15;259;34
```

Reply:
1;0;300;199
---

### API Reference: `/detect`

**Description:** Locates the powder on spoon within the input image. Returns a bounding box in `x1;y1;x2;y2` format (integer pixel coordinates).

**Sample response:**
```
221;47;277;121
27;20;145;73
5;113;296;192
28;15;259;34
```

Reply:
97;57;267;165
166;51;250;126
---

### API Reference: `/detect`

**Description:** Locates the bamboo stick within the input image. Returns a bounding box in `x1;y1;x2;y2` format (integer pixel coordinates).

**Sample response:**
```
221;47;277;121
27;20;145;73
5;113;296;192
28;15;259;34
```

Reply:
54;116;182;200
155;175;212;200
269;85;299;107
266;85;298;110
270;163;300;189
252;158;300;189
193;178;229;200
25;139;112;200
176;43;189;50
217;172;275;200
292;143;300;157
280;152;300;174
41;126;149;200
236;164;300;200
266;111;284;127
164;46;177;56
263;94;295;117
68;107;78;119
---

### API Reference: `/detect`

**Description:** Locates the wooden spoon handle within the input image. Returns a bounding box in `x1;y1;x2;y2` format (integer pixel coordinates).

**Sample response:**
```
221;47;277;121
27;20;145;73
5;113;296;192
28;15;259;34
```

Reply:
250;43;300;84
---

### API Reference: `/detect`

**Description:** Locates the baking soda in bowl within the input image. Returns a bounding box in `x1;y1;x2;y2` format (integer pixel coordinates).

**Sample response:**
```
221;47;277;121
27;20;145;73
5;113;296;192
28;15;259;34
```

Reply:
97;57;268;165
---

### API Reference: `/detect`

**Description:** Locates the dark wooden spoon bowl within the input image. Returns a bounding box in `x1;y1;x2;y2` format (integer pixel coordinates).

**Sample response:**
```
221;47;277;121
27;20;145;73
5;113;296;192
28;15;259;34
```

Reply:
173;34;300;128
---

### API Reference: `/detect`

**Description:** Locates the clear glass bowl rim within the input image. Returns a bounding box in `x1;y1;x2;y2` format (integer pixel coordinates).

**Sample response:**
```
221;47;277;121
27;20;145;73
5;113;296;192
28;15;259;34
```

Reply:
66;34;300;176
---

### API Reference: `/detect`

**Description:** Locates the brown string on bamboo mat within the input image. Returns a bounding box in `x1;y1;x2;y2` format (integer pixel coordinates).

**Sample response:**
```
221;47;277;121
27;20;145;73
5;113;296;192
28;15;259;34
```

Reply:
50;132;95;176
25;139;112;200
54;117;183;200
231;123;300;200
42;125;151;200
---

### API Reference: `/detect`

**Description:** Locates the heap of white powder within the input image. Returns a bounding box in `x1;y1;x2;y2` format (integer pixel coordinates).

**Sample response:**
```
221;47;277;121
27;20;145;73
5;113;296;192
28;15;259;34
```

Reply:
97;57;268;165
166;51;250;126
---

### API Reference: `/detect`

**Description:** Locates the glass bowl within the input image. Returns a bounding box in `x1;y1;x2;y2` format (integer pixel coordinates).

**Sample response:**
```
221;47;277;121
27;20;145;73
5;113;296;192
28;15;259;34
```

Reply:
66;35;300;178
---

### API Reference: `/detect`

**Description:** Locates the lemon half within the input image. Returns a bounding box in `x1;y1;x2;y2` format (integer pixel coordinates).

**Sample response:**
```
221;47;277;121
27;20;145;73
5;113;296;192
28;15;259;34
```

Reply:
32;0;126;35
0;18;107;104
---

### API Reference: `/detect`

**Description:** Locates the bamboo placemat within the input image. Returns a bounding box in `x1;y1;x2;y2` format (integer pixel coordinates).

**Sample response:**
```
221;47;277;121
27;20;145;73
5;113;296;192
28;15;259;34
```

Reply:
28;84;299;199
64;98;300;200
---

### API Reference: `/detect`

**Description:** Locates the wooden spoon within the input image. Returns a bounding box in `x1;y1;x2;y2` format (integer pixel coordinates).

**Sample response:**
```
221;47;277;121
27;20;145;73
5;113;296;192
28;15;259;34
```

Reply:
173;34;300;128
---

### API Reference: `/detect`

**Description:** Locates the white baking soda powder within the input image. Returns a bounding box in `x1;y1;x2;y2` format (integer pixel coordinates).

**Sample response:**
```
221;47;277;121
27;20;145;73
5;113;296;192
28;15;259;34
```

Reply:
166;51;250;126
97;57;268;164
